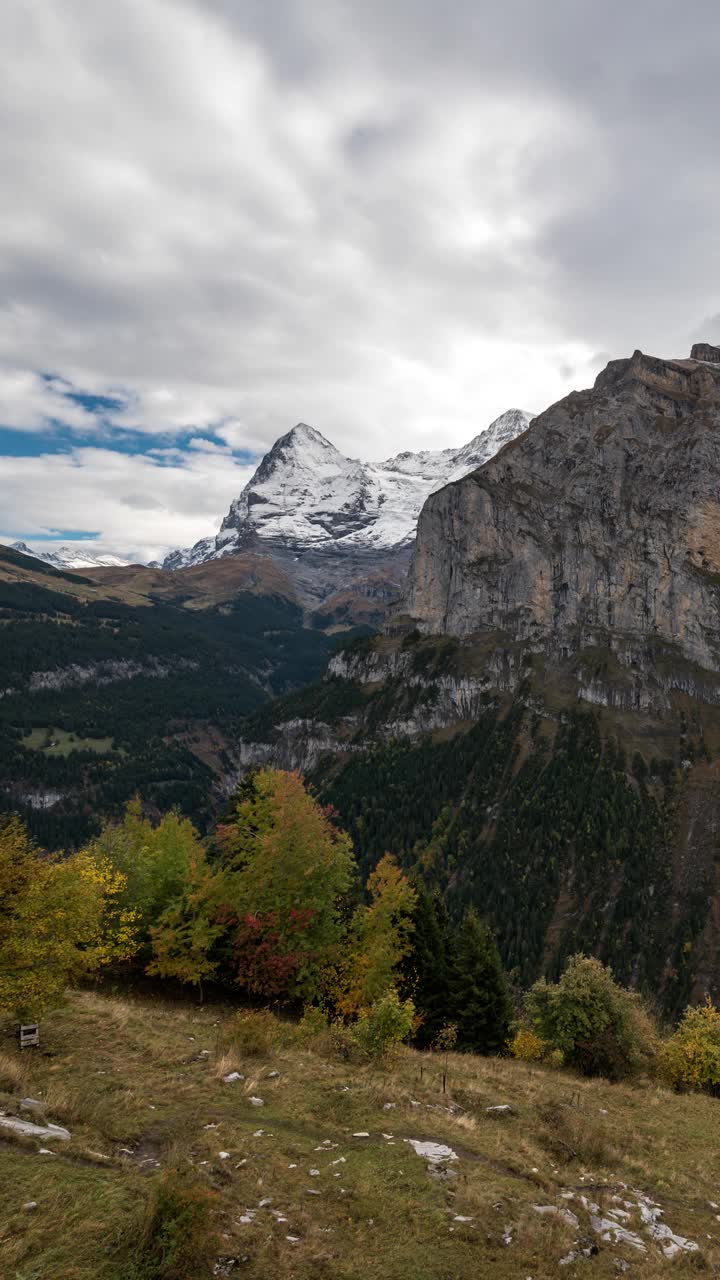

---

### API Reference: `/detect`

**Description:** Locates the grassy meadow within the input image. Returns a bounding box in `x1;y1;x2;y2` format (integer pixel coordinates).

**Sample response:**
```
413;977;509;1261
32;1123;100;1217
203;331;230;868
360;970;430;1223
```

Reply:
0;989;718;1279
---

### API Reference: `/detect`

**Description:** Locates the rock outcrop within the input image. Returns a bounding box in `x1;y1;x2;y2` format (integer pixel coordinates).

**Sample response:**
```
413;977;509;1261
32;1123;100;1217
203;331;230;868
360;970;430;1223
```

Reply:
402;348;720;673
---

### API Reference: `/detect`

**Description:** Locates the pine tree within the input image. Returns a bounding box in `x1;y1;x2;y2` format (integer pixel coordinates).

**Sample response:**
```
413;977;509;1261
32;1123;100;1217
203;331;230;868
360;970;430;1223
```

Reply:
450;908;512;1055
403;880;452;1048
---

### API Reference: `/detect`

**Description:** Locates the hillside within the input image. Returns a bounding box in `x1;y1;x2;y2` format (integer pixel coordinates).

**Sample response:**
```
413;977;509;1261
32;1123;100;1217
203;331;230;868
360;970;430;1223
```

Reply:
235;630;720;1014
0;545;342;848
0;988;715;1279
231;348;720;1012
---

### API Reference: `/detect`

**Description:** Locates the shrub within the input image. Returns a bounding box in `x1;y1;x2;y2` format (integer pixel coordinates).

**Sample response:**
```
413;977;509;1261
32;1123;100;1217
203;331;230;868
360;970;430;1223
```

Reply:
297;1003;328;1042
526;954;656;1081
296;1007;355;1060
510;1028;546;1062
539;1100;620;1167
351;988;415;1062
124;1170;218;1279
659;999;720;1094
231;1009;277;1058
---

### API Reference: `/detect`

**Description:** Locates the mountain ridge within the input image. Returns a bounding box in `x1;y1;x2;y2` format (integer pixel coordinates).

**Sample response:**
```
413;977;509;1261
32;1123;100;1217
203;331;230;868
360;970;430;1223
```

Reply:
164;409;533;572
8;540;131;570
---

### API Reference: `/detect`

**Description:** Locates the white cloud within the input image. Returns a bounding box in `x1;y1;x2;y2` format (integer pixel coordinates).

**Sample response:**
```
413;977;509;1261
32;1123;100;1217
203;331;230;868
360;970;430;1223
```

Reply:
0;446;255;562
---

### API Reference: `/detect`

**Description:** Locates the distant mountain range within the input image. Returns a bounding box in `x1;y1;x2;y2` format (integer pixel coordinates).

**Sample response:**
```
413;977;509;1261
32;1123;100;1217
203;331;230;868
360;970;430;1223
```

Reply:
8;541;131;570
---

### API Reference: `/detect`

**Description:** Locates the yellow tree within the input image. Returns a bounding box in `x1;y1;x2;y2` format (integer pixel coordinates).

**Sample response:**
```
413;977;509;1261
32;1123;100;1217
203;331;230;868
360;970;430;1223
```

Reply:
339;854;417;1015
0;817;137;1022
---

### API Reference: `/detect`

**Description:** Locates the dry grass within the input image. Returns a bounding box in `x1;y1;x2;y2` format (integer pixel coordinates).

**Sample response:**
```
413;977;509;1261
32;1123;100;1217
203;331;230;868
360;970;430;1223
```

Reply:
1;993;719;1279
0;1048;28;1092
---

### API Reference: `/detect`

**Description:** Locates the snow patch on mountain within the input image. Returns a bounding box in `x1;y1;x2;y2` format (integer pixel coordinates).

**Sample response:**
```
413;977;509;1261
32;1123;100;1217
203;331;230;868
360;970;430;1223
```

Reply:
8;541;130;570
164;410;532;570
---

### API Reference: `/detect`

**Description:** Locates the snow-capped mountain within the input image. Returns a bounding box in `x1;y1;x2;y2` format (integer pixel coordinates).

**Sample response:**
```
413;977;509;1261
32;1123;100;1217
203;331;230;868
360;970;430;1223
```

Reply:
9;541;130;570
164;409;532;570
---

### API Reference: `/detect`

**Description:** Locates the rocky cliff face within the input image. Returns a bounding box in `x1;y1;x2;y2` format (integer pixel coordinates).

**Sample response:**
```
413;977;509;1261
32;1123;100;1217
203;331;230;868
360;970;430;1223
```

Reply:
402;348;720;673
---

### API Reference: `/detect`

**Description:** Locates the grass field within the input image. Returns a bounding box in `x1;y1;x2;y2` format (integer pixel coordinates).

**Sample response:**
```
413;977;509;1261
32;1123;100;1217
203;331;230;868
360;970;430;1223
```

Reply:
22;727;118;756
0;990;718;1279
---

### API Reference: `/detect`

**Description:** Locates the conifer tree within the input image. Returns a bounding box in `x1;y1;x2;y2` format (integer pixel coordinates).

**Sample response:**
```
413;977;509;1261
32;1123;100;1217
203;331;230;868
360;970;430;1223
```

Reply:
450;908;512;1054
403;880;453;1047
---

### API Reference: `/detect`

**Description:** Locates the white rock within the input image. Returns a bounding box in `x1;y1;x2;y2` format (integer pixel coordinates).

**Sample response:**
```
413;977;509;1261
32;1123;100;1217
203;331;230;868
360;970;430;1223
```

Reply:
218;1151;230;1160
249;1097;264;1107
222;1072;244;1084
352;1131;369;1137
22;1201;38;1212
404;1139;458;1165
486;1104;514;1116
0;1116;70;1142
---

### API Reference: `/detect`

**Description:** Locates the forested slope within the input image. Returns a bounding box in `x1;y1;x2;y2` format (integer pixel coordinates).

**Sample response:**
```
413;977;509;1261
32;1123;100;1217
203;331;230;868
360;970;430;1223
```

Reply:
0;546;342;846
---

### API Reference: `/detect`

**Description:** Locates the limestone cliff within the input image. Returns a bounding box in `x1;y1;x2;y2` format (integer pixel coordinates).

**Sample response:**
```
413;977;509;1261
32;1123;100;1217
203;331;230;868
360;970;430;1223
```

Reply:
402;348;720;673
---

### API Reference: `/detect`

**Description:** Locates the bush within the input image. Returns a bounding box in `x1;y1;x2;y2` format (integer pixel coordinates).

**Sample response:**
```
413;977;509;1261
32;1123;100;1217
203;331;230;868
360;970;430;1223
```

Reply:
526;954;656;1081
123;1170;218;1280
510;1028;546;1062
351;988;415;1062
230;1009;277;1058
297;1003;328;1042
660;1000;720;1094
539;1100;620;1167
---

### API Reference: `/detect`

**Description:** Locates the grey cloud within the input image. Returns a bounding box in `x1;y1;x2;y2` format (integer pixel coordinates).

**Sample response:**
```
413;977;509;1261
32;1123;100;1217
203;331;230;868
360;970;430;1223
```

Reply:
0;0;718;554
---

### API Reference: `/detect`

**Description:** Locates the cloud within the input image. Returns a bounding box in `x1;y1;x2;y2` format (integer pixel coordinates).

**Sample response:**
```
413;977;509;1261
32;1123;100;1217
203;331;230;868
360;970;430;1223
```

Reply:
0;0;718;552
0;446;255;562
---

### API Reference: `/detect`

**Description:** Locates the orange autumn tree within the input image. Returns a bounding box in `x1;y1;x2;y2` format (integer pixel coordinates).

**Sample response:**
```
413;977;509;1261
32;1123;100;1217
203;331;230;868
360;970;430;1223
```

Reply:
338;854;417;1016
217;769;355;1001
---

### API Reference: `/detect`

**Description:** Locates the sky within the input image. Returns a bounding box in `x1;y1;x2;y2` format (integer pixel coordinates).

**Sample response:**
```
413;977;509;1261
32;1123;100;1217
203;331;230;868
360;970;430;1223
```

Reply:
0;0;718;563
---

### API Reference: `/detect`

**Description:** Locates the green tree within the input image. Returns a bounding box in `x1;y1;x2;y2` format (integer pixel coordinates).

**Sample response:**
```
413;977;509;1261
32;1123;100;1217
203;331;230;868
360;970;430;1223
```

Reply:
403;880;453;1047
218;769;355;1000
450;909;512;1055
89;802;208;952
147;849;223;1000
526;953;657;1080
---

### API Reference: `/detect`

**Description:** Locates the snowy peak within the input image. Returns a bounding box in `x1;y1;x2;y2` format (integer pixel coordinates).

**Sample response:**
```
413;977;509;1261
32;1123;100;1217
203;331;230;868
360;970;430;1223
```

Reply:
9;541;130;570
164;409;533;569
446;409;533;482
